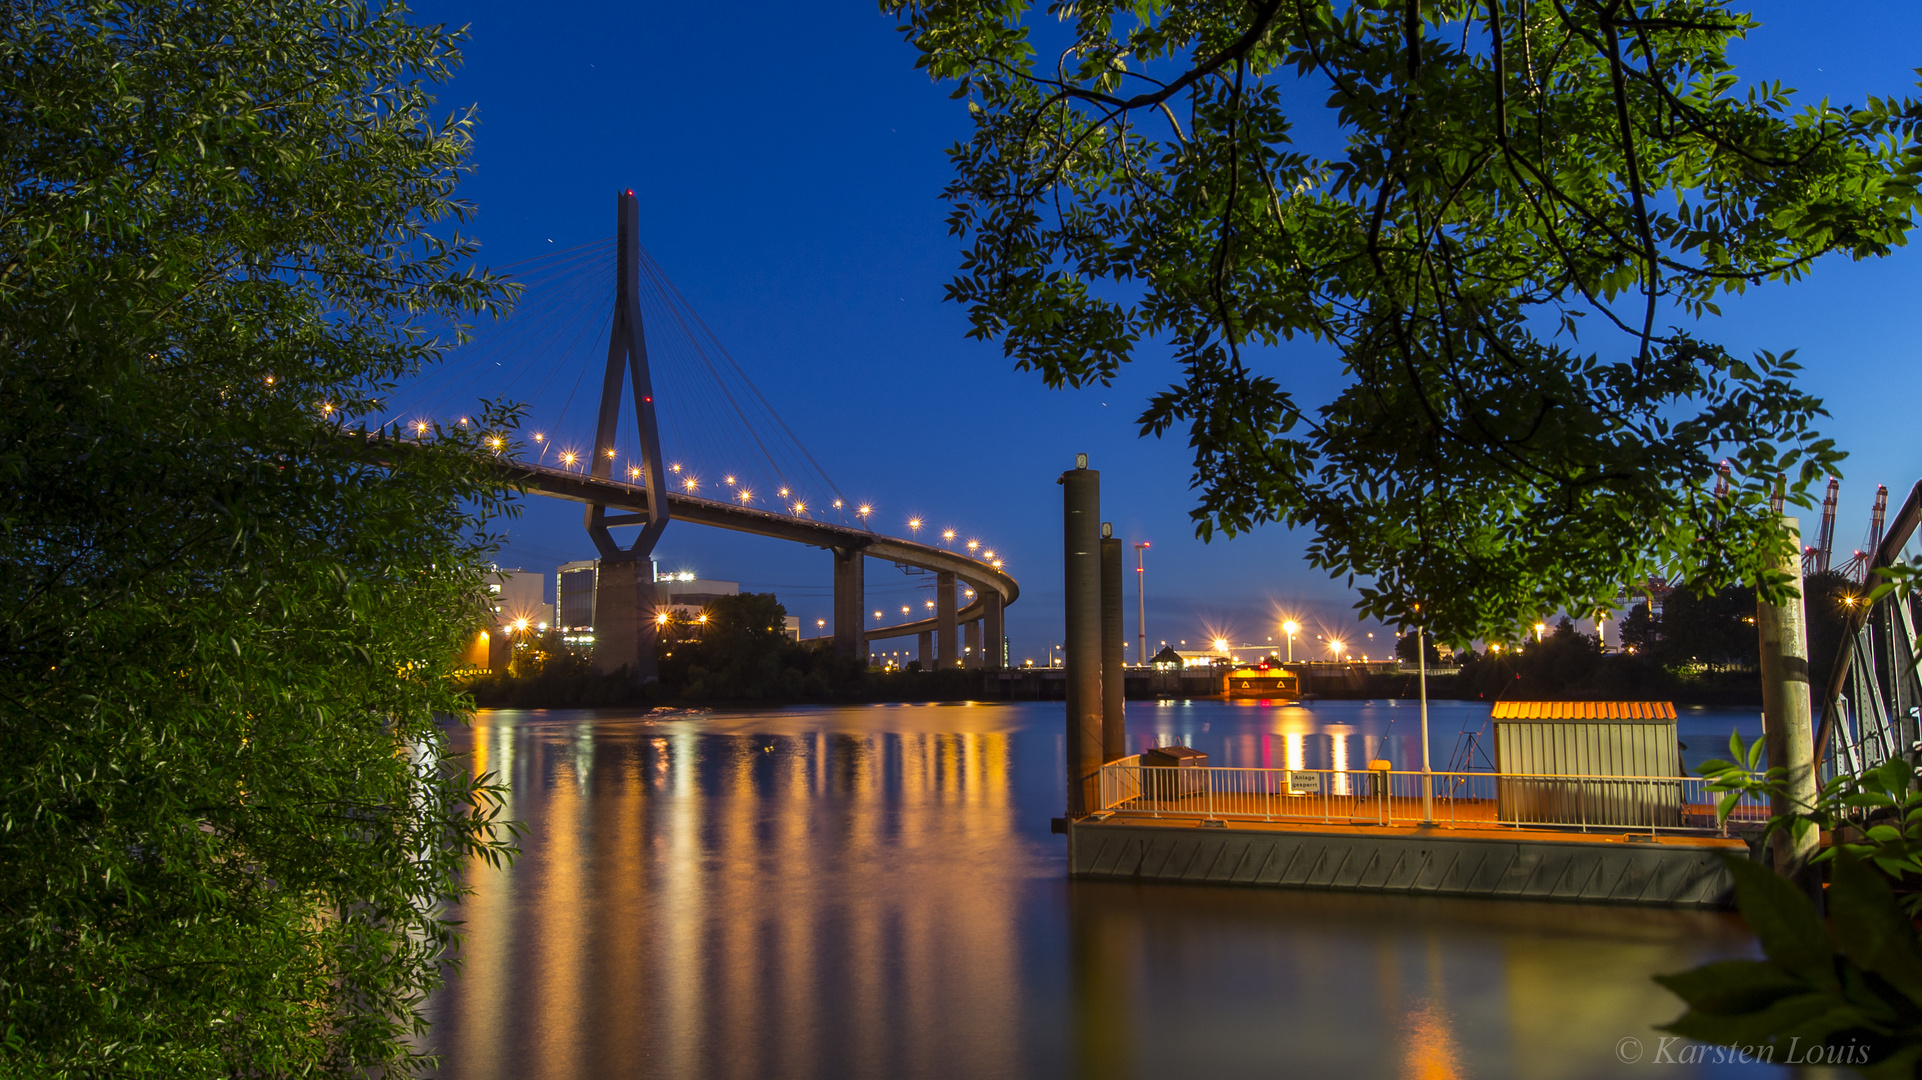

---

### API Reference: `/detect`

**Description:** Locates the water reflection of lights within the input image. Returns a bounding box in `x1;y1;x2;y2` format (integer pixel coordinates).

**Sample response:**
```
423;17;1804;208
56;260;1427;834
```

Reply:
438;711;1030;1079
437;702;1770;1078
1330;724;1352;795
1402;999;1465;1079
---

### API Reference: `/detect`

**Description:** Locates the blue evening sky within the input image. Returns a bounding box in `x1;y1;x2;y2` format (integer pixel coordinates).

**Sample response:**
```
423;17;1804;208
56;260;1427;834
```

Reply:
404;0;1922;663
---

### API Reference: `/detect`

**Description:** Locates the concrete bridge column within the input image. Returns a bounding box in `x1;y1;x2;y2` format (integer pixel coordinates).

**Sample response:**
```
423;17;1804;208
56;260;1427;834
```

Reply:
918;630;932;670
832;547;865;661
592;557;657;683
964;620;982;670
983;587;1004;671
937;570;958;667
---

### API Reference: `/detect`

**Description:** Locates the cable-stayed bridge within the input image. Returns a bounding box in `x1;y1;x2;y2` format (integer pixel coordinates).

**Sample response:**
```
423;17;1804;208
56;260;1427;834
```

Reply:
379;191;1017;680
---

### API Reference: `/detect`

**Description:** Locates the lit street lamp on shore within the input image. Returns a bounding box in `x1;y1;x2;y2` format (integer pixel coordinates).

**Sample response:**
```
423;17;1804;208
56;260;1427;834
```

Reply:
1133;540;1150;664
1282;620;1299;663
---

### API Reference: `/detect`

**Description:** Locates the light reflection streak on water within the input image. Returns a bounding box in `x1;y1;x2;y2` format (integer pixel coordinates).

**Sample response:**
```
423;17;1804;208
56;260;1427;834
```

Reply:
1331;723;1353;794
428;701;1775;1080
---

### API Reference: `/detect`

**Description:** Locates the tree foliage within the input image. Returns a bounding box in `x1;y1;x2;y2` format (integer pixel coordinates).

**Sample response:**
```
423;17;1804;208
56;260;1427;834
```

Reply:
661;594;821;700
1668;562;1922;1069
887;0;1921;642
1701;742;1922;913
1617;568;1851;673
1663;743;1922;1072
0;0;518;1073
1394;629;1441;666
1658;853;1922;1076
462;630;644;708
1645;583;1757;669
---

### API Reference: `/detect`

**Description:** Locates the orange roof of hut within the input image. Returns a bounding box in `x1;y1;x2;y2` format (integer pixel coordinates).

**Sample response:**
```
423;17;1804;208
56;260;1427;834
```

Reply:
1490;701;1676;721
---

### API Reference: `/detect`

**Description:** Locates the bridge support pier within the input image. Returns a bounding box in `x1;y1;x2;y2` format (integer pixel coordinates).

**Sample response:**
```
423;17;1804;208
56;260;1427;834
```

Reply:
592;557;658;683
964;620;982;670
937;571;958;668
983;587;1004;671
832;547;865;662
918;630;932;670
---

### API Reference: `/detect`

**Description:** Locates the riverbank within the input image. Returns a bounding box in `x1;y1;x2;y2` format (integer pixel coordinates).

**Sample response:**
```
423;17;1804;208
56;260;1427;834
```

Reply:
982;667;1761;708
462;664;1764;709
463;665;998;709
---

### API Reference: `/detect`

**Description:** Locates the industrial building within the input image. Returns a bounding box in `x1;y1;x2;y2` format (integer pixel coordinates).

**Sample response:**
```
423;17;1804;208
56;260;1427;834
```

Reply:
555;559;799;647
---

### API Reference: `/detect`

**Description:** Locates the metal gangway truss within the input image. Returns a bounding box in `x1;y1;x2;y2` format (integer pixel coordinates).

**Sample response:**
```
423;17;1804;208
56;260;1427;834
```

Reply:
1818;479;1922;782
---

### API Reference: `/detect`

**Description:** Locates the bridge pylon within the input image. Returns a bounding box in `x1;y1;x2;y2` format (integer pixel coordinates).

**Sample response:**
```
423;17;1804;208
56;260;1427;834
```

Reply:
586;190;673;682
832;546;866;661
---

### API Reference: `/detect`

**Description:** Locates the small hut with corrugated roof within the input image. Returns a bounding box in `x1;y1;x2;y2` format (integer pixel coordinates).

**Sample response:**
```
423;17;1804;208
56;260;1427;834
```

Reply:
1489;700;1682;828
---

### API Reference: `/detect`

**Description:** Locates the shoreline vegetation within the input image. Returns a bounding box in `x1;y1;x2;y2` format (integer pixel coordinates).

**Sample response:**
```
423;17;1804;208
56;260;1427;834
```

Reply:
462;577;1860;710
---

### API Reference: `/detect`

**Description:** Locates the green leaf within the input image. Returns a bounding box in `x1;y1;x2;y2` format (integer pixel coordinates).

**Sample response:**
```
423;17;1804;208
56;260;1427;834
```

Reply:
1660;989;1864;1049
1829;852;1922;1003
1876;757;1912;797
1726;857;1837;989
1655;960;1807;1015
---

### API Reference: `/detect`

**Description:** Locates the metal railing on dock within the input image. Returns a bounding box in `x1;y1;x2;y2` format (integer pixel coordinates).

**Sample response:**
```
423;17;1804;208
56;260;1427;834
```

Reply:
1096;758;1768;837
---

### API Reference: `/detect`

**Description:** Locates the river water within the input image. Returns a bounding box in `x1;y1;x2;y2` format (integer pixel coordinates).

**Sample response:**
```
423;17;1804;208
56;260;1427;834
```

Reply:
425;699;1794;1079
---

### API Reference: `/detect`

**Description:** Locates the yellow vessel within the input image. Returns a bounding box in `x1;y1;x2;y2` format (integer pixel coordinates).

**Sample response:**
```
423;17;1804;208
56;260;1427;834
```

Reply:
1221;662;1300;700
